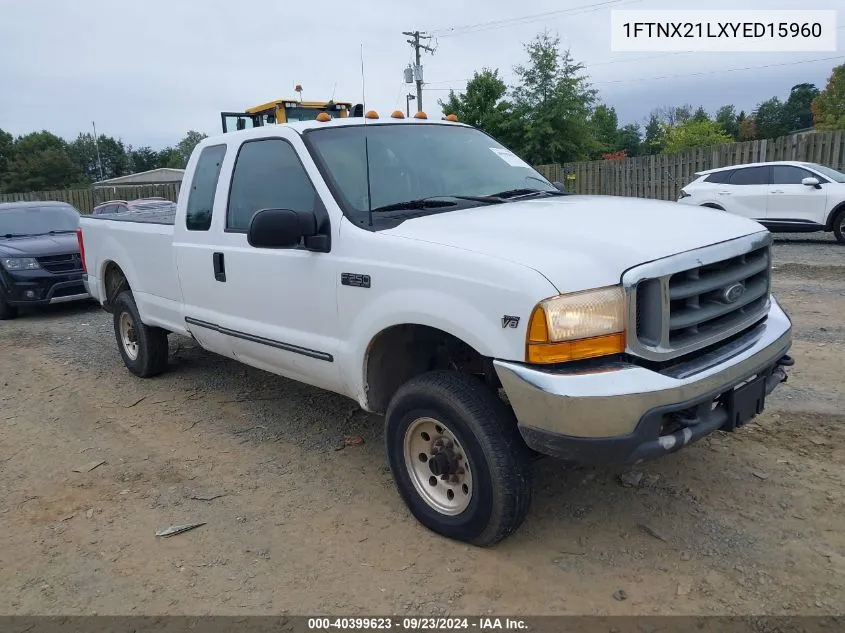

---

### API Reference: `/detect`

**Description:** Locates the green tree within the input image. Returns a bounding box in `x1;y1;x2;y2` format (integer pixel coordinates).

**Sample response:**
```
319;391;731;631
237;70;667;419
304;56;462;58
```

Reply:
0;128;13;182
662;119;733;154
68;133;130;182
692;106;709;122
753;97;787;139
715;105;739;139
156;147;183;169
129;146;161;172
438;68;521;146
591;104;620;156
616;123;642;156
738;116;757;141
782;83;820;132
510;32;598;163
643;113;665;155
2;131;83;192
176;131;208;168
811;63;845;130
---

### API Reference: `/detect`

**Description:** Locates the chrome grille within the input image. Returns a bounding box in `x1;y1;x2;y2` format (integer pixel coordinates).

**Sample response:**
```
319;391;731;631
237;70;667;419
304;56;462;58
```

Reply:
624;232;773;362
36;253;83;273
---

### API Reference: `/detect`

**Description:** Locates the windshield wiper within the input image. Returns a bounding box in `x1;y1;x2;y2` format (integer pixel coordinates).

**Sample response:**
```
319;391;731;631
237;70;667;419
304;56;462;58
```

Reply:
26;230;77;236
2;233;34;238
484;188;565;200
370;194;507;214
370;198;459;213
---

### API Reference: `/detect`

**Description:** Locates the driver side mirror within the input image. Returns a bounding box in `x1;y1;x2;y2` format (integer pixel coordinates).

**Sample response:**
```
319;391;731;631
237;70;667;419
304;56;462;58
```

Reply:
802;176;821;189
552;181;567;192
247;208;326;251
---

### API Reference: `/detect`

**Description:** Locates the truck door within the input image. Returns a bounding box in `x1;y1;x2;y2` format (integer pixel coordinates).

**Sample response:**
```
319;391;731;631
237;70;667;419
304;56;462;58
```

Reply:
172;142;236;357
205;133;342;392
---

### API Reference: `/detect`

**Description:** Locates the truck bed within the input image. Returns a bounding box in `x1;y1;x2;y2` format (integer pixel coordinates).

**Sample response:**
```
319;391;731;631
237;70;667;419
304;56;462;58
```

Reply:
79;212;186;335
87;208;176;225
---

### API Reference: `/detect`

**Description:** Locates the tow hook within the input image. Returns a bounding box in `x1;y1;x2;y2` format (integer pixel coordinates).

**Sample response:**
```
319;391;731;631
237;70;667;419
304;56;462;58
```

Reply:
767;354;792;391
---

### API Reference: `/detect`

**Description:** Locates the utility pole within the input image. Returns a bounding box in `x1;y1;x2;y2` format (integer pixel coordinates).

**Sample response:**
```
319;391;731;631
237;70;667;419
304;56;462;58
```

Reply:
405;94;415;118
402;30;434;112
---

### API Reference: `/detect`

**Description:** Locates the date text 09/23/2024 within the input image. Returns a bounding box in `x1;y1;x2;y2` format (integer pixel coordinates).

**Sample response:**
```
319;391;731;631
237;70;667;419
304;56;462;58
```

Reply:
307;617;527;631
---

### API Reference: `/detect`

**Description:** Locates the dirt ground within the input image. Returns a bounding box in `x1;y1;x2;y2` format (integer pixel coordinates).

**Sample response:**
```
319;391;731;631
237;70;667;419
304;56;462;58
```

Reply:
1;234;844;617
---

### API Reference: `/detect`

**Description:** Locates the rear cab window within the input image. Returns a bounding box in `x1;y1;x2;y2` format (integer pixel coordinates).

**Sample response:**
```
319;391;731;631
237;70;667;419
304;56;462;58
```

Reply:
186;144;227;231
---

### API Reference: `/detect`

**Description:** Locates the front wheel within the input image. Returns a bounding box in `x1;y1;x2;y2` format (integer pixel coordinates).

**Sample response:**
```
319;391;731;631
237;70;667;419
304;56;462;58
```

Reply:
112;291;169;377
833;208;845;245
385;371;533;546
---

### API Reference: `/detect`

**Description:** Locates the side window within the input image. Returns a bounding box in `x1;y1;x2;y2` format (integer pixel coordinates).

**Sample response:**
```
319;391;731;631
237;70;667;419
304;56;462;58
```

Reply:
186;144;227;231
728;166;769;186
772;165;813;185
226;138;317;232
705;170;732;184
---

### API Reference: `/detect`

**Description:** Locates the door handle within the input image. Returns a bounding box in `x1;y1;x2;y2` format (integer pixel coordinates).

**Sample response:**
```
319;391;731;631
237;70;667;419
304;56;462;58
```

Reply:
717;190;730;196
212;252;226;282
770;189;784;194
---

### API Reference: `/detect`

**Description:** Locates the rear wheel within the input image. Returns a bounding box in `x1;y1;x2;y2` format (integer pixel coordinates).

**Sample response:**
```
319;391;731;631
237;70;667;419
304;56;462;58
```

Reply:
833;208;845;245
0;293;18;320
112;291;169;377
385;370;533;546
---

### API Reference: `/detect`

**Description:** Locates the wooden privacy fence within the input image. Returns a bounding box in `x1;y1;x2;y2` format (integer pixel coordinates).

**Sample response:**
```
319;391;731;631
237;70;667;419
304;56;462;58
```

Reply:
535;130;845;201
0;183;181;214
2;130;844;211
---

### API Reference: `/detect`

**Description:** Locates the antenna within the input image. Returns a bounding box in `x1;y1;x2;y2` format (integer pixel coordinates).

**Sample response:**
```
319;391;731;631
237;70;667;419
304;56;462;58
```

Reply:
91;121;104;182
361;43;373;227
330;81;338;101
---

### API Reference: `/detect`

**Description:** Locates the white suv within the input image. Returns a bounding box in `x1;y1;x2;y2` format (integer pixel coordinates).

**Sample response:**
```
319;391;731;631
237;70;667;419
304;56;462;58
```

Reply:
678;161;845;244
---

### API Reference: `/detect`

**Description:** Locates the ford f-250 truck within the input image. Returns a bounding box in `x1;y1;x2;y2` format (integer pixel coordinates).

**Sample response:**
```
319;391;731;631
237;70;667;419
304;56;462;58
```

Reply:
78;113;793;546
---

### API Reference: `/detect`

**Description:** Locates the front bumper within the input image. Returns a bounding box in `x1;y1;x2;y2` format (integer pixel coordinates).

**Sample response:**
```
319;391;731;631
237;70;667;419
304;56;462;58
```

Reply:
1;268;90;306
494;298;792;465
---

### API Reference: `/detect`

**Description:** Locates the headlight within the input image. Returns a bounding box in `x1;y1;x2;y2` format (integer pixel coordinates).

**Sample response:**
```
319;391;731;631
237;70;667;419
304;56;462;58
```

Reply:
1;257;41;271
526;285;626;364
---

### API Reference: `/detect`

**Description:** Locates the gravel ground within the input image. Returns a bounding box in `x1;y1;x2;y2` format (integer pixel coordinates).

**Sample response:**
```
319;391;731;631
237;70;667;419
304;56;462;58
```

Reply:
1;236;844;616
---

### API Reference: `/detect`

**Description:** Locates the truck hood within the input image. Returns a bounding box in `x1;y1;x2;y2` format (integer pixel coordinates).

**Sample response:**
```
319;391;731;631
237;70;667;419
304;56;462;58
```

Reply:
0;233;79;258
385;195;767;293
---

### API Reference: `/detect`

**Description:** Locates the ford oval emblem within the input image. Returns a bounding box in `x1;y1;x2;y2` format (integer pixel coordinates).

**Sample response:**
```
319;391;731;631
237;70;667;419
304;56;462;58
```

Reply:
722;283;745;304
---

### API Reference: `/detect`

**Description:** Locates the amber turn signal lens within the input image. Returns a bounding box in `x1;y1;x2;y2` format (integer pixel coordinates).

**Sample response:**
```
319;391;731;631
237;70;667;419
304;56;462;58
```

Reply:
526;333;626;364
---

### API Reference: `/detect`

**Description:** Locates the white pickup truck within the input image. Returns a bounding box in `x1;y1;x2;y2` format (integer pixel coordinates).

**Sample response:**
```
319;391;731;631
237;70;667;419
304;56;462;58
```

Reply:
78;113;793;546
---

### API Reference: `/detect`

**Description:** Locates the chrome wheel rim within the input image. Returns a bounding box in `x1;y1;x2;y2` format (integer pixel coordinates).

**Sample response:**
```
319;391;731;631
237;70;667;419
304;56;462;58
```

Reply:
119;312;139;360
403;417;473;516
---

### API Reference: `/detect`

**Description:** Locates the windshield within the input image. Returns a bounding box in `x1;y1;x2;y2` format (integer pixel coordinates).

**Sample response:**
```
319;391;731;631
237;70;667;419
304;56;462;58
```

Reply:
304;123;555;220
0;204;80;236
802;163;845;183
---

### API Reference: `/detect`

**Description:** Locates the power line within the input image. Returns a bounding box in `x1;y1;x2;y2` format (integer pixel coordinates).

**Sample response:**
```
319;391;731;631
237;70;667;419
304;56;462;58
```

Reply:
422;53;845;92
429;0;639;38
593;54;845;85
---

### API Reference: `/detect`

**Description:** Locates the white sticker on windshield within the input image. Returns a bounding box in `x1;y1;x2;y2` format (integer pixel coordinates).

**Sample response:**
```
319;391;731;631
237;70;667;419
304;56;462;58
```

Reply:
489;147;530;168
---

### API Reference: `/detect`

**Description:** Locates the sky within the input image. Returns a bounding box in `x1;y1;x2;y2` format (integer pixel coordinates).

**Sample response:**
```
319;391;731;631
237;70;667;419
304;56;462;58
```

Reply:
0;0;843;150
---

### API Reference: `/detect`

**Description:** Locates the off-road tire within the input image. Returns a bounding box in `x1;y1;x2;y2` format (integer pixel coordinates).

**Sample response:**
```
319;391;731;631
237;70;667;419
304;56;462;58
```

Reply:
112;291;169;377
833;208;845;245
385;370;533;546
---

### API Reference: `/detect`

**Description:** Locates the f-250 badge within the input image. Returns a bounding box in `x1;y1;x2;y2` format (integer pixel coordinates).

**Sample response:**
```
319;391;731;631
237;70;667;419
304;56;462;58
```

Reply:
501;315;520;328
